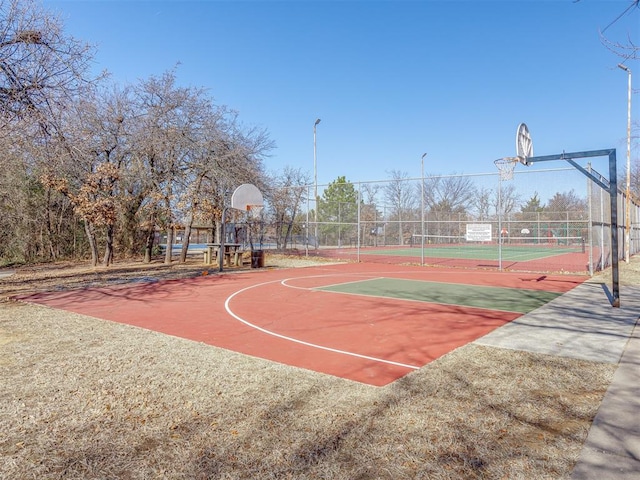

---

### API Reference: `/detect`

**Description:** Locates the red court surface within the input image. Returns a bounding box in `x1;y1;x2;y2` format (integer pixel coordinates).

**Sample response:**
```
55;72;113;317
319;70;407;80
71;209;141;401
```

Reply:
18;263;586;386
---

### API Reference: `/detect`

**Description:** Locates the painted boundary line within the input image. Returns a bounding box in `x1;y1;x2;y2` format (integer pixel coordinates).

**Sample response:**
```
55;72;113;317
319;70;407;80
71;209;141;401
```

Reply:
224;278;421;371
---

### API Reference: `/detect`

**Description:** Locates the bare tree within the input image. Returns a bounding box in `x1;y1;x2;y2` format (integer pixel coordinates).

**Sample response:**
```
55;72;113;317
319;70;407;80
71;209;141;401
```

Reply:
424;175;477;242
35;84;138;267
546;189;588;220
492;183;521;218
598;0;639;61
0;124;79;262
173;104;272;261
0;0;95;129
0;0;97;264
360;182;381;246
474;186;492;220
0;2;279;267
130;71;273;264
384;170;416;245
130;71;209;264
267;166;309;249
198;110;272;249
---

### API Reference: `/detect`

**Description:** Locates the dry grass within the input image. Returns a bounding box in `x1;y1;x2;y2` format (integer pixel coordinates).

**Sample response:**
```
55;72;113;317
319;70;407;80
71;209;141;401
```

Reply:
1;254;635;479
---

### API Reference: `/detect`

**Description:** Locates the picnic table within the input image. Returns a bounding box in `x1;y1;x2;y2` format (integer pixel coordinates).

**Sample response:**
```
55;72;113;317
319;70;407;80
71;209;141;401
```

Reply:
203;243;243;267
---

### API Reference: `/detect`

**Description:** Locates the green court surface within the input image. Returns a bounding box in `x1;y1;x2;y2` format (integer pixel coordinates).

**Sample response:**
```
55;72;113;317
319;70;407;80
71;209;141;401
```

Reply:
365;244;582;261
318;278;563;314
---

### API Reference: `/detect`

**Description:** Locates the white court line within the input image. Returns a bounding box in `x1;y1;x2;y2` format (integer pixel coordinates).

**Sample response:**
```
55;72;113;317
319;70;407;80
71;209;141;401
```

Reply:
281;273;543;315
281;275;385;291
224;278;420;371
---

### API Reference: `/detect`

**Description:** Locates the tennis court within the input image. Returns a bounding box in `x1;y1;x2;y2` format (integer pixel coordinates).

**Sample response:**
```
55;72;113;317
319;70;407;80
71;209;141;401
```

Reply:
368;242;582;260
315;239;591;273
18;262;586;386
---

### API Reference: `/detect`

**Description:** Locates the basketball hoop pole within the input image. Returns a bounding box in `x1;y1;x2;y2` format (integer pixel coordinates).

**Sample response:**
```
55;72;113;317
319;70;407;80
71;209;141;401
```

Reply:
524;148;620;307
494;157;519;271
507;123;620;306
219;206;227;272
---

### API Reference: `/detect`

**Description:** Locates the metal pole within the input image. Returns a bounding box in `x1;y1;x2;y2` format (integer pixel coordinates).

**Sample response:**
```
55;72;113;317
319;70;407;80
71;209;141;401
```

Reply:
600;184;605;272
587;163;594;276
609;149;620;307
625;66;632;263
305;184;309;257
219;207;227;272
338;202;341;247
617;64;632;263
421;153;427;266
313;118;321;249
357;183;361;262
498;174;503;271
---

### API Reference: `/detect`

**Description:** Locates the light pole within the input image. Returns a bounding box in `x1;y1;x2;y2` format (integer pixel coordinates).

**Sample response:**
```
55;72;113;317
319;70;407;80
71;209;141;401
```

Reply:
313;118;321;248
618;64;632;263
421;153;427;266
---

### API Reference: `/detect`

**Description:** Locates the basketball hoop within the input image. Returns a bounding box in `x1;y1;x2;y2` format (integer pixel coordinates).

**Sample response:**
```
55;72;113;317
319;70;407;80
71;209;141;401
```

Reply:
231;184;264;212
246;204;263;218
494;157;519;181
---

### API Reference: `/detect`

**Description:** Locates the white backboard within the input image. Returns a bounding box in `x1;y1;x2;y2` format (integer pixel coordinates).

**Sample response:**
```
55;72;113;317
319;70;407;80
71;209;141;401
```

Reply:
231;184;263;211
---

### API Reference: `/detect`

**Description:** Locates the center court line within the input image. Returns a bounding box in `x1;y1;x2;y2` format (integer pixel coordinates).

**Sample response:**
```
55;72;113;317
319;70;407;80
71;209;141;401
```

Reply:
224;279;421;371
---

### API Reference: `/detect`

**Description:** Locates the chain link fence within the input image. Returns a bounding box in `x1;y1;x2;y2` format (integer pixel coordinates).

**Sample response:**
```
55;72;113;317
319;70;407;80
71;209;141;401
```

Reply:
256;166;639;276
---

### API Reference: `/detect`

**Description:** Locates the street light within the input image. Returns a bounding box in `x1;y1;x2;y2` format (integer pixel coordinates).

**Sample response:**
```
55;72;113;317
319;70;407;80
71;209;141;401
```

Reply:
618;63;632;263
421;153;427;266
313;118;321;248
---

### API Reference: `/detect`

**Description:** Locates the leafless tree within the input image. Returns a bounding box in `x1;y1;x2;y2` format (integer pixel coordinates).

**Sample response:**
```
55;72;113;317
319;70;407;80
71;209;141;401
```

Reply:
129;71;210;264
423;175;477;241
0;0;97;263
359;182;381;246
492;183;521;218
425;175;476;212
0;0;96;130
198;112;271;248
0;124;79;262
174;105;272;261
384;170;416;245
598;0;639;61
632;154;640;200
546;189;588;221
474;186;492;220
130;71;272;264
266;167;309;249
0;3;277;267
36;84;137;267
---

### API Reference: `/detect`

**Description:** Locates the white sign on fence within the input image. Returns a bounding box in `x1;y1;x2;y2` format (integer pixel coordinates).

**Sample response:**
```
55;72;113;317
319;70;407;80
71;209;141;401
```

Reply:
466;224;492;242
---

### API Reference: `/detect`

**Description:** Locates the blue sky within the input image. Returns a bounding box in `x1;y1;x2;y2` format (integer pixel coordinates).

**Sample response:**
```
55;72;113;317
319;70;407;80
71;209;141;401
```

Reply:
45;0;637;191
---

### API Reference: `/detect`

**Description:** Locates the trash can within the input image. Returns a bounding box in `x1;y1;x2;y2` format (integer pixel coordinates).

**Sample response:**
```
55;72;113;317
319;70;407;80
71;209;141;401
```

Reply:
251;250;265;268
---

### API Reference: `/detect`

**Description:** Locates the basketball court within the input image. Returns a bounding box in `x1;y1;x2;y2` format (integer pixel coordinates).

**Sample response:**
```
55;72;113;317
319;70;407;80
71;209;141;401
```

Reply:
14;124;629;386
17;262;586;386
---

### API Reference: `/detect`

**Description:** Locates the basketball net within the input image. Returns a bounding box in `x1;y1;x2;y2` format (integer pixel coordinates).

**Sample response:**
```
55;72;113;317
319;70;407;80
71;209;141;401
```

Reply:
246;204;263;219
494;157;520;181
